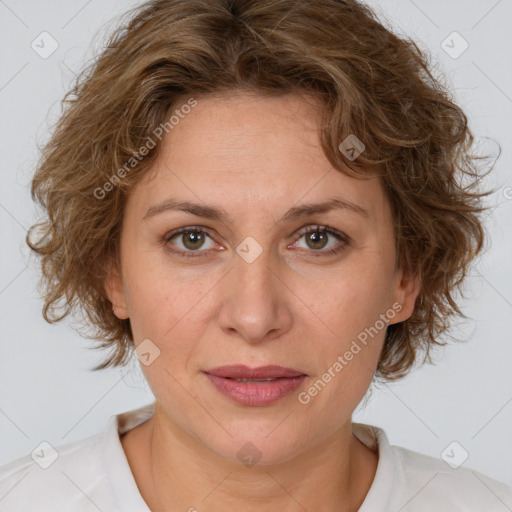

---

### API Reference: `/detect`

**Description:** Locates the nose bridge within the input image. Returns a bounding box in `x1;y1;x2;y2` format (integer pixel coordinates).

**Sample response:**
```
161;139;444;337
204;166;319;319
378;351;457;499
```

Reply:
217;237;292;342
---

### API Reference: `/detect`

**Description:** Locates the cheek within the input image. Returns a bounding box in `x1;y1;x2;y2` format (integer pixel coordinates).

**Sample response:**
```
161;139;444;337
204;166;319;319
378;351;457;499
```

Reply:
121;254;212;344
298;277;388;416
297;258;394;393
313;264;394;337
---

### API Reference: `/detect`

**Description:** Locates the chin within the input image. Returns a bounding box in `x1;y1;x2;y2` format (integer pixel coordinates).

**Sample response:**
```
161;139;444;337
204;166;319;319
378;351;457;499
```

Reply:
193;416;319;468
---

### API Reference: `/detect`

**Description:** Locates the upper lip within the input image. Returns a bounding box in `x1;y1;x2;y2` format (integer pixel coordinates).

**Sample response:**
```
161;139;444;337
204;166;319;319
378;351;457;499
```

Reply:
204;365;306;379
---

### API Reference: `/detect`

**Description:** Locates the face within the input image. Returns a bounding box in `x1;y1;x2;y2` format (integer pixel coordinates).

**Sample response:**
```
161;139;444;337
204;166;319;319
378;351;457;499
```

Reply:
106;92;419;465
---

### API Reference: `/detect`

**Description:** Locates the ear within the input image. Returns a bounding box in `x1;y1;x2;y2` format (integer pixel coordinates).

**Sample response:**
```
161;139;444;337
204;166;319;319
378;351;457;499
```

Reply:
389;266;421;325
104;260;129;320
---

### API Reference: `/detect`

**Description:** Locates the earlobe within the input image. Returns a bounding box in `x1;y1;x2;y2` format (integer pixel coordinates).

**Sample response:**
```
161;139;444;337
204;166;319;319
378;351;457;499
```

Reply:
390;268;421;324
104;261;130;320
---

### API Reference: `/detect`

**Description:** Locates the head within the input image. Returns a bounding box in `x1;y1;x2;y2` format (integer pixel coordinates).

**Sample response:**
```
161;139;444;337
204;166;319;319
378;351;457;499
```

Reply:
27;0;488;463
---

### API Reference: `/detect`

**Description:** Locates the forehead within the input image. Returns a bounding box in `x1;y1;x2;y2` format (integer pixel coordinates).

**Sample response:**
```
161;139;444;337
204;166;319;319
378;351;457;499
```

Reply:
160;92;326;174
126;92;388;222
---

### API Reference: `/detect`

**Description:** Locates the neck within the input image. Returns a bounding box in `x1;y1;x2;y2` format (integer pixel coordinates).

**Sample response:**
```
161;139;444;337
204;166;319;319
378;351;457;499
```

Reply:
121;405;378;512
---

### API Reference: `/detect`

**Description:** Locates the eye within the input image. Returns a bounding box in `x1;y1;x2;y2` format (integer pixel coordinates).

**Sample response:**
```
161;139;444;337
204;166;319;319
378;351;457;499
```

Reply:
164;226;218;258
290;225;349;257
164;225;350;259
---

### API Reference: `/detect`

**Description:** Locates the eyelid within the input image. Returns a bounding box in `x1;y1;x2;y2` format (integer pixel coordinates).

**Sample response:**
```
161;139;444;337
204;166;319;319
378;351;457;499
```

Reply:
164;224;348;242
292;224;350;244
164;225;221;248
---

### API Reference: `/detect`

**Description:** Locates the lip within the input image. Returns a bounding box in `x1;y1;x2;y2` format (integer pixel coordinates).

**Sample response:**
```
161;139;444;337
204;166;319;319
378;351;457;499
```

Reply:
204;365;306;379
203;365;307;406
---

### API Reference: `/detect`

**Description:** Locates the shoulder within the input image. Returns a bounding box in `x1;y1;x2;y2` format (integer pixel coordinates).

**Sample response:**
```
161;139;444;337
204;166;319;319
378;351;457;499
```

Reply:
0;432;116;512
353;423;512;512
393;445;512;511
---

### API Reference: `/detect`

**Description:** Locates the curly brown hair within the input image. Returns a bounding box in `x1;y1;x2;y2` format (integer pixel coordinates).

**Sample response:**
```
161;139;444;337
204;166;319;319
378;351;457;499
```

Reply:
26;0;492;379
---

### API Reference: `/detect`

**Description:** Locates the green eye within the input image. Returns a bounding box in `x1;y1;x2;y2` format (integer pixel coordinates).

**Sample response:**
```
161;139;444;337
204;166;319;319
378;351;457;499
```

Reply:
165;227;216;257
164;225;349;259
292;225;349;257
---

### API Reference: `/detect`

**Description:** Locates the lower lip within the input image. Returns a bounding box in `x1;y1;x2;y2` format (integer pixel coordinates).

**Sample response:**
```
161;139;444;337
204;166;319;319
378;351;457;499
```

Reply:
205;373;307;406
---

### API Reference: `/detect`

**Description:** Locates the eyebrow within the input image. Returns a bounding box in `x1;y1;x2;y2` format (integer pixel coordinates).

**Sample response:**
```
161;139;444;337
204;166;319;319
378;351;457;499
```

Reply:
143;197;369;223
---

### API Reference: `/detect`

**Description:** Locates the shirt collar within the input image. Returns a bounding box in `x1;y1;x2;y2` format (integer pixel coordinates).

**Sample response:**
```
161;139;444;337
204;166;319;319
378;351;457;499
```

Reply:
102;402;156;512
101;403;394;511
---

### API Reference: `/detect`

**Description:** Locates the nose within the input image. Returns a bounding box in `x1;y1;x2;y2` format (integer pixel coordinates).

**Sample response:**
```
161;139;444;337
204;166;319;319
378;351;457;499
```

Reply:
216;244;293;344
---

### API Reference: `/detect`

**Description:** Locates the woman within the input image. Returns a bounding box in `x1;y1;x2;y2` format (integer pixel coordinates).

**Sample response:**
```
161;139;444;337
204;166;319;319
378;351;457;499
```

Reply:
1;0;511;510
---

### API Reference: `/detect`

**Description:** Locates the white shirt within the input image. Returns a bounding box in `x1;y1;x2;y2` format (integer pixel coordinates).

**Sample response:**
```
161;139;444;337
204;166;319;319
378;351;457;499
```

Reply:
1;402;511;511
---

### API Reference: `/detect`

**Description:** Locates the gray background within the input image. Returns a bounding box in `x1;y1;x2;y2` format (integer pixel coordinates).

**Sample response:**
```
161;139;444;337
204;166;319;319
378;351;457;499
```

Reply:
1;0;511;485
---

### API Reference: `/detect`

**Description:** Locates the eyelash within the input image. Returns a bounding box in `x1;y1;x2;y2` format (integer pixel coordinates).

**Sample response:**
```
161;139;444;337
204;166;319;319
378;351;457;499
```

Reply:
163;225;350;259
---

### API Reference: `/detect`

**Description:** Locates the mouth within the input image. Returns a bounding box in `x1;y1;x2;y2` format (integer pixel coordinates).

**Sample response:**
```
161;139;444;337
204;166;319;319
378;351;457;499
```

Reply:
203;365;307;406
205;364;306;379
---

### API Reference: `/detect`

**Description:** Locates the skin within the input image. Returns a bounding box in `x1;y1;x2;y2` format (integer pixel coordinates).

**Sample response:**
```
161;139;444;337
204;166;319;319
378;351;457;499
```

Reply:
105;91;420;512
